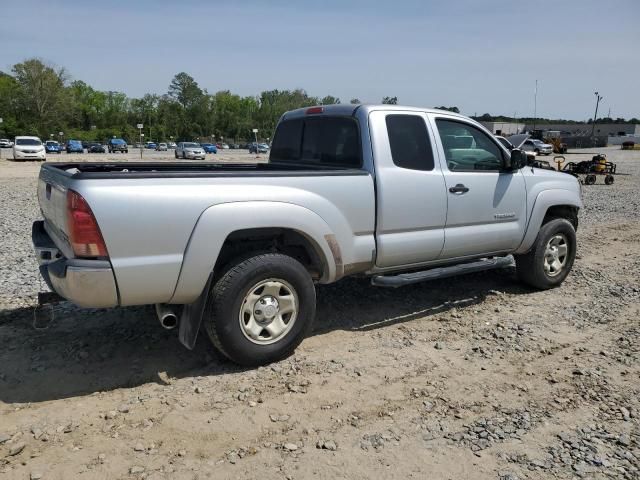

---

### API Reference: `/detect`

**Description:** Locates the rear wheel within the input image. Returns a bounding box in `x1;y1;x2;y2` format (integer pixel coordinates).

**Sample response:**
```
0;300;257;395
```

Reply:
604;174;614;185
203;253;316;366
515;218;576;289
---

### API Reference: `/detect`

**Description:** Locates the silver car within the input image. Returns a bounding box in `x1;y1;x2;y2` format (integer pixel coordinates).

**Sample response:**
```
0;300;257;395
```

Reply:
522;139;553;155
175;142;205;160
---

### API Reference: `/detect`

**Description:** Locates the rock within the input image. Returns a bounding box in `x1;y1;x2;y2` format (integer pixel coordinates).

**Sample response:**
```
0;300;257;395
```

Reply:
30;473;43;480
434;342;443;350
98;453;106;463
178;450;186;457
129;466;145;474
317;439;338;451
0;433;10;444
283;443;298;451
8;442;26;456
118;404;130;413
134;443;145;452
620;407;630;421
194;386;203;394
105;410;117;420
618;434;631;447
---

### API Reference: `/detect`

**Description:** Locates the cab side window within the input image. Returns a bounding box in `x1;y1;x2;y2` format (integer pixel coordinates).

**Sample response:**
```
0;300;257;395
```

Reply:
386;115;434;171
436;119;504;171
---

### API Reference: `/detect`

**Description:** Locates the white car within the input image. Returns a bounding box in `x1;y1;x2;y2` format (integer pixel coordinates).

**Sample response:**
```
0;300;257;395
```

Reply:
156;143;168;151
13;136;46;161
0;138;14;148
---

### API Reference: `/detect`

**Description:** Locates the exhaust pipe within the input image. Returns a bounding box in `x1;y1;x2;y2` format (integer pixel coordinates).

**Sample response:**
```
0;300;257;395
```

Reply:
155;304;179;330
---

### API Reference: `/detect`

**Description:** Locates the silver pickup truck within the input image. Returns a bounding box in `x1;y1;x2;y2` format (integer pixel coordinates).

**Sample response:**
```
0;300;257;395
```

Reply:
33;104;582;365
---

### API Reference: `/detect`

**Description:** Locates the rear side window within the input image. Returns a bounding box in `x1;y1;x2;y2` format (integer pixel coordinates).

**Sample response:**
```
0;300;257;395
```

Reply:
270;117;361;168
386;115;434;171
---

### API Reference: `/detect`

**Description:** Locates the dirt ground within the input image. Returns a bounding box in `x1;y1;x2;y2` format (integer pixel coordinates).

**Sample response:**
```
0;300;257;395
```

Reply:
0;147;638;480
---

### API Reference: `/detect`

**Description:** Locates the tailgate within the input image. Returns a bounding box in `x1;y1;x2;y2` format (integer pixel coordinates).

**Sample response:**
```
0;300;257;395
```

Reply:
37;164;75;257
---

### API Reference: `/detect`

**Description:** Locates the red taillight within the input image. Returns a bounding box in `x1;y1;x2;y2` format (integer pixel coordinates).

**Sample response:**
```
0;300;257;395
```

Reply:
66;190;108;258
306;106;324;114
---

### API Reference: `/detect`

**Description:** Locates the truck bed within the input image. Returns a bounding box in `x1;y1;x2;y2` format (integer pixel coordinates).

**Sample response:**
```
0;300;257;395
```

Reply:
43;161;365;179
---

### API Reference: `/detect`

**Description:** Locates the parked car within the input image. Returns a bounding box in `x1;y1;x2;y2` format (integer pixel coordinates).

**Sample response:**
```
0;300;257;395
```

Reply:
230;144;240;149
249;142;269;154
88;142;106;153
65;140;84;154
146;141;157;149
495;135;535;162
168;142;177;149
175;142;205;159
522;139;553;155
220;143;230;150
44;140;63;154
32;104;582;366
12;136;45;161
81;140;91;151
0;138;14;148
156;143;168;151
108;138;128;153
201;143;218;154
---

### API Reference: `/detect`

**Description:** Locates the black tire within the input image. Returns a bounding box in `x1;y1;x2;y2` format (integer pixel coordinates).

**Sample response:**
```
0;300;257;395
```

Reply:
604;174;614;185
535;149;540;155
174;150;179;159
585;174;596;185
515;218;576;290
203;253;316;366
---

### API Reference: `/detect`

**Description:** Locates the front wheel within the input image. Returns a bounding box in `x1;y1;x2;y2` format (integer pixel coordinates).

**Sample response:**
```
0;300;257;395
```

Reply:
515;218;576;289
203;253;316;366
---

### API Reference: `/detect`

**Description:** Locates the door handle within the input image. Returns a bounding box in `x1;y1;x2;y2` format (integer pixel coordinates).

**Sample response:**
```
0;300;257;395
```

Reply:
449;184;469;194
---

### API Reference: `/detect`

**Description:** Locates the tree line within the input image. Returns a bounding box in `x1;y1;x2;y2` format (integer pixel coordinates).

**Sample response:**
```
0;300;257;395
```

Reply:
1;58;637;143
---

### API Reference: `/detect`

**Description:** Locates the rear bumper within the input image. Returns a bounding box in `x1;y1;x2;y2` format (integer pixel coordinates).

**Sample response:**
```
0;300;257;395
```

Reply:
32;221;119;308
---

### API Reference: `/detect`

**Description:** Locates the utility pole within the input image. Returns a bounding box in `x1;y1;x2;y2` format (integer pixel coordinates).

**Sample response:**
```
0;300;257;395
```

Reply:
591;92;603;137
533;80;538;131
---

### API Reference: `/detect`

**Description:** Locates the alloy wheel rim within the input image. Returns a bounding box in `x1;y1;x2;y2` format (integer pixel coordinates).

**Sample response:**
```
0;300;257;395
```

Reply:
543;234;569;277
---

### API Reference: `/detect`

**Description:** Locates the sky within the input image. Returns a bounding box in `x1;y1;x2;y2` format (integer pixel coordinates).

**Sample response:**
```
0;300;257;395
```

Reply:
1;0;639;120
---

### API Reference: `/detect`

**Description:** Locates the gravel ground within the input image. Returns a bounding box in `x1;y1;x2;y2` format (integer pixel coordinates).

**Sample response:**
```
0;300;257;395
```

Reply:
0;146;638;479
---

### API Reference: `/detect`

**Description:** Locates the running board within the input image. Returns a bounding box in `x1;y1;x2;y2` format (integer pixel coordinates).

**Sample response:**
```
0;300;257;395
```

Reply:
371;256;514;288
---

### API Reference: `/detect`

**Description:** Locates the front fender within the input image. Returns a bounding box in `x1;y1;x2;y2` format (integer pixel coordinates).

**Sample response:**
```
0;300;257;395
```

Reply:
515;189;582;254
169;201;338;304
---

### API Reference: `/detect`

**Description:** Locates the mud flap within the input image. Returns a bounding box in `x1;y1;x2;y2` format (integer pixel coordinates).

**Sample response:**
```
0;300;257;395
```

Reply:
178;273;213;350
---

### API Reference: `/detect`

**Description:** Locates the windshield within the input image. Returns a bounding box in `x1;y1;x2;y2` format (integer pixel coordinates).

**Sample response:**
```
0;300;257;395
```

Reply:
69;140;82;145
183;143;200;148
16;138;42;146
45;141;59;146
111;139;125;144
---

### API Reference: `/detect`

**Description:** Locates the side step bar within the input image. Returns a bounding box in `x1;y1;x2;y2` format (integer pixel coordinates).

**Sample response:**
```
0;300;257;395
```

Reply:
371;256;514;288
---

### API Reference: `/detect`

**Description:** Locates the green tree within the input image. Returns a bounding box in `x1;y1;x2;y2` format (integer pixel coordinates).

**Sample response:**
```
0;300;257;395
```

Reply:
434;106;460;113
382;96;398;105
349;98;361;104
168;72;204;109
320;95;341;105
11;58;69;136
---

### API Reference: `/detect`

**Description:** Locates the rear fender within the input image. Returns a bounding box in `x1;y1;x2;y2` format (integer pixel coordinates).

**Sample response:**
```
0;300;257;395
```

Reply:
169;201;337;304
